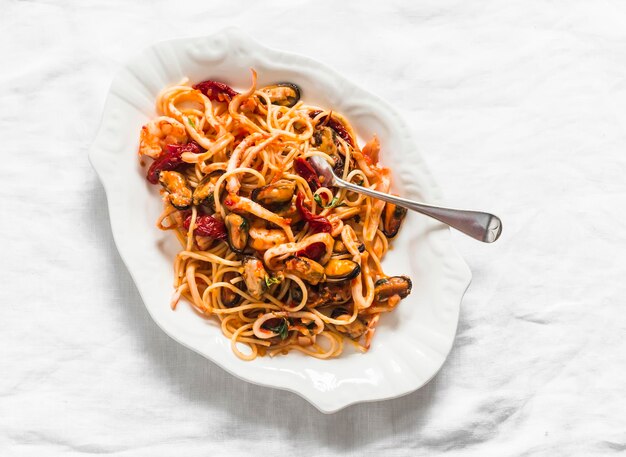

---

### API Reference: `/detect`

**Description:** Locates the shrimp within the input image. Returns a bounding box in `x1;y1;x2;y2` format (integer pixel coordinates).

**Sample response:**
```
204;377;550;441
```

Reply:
362;135;380;164
139;116;187;158
351;140;383;180
249;226;289;251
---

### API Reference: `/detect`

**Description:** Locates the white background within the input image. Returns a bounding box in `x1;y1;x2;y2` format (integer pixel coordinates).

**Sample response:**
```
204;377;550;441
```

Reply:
1;1;625;455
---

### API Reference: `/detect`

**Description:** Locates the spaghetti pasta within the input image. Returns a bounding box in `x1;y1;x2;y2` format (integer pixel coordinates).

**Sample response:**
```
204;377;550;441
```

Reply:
137;71;412;360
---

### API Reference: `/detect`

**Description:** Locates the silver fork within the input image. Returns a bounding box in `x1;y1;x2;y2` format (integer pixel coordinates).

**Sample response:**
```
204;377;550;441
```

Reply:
308;156;502;243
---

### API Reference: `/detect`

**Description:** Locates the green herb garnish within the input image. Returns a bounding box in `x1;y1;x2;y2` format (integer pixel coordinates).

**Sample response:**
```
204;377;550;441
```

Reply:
187;117;196;129
269;318;289;340
264;274;283;288
313;194;344;209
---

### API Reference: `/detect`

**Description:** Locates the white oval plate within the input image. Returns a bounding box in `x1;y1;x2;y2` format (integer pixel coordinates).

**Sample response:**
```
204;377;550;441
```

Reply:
89;28;471;413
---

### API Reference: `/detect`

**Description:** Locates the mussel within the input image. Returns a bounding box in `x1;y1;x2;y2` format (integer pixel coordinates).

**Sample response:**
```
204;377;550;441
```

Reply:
332;153;345;177
331;308;366;339
285;256;326;285
272;200;298;219
242;256;268;299
220;271;243;308
311;126;338;155
318;282;352;305
224;213;249;254
382;203;407;238
374;276;412;302
332;240;364;255
333;239;348;254
251;180;296;207
159;171;192;209
331;307;350;319
324;259;361;282
288;281;304;305
311;127;354;176
248;228;288;251
260;83;301;107
192;171;223;207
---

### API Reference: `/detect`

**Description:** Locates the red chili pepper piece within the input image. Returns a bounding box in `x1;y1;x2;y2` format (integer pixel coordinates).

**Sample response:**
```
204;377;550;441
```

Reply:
296;242;326;261
295;192;331;233
294;157;321;191
146;141;203;184
168;141;202;154
183;214;227;240
308;110;354;147
193;80;239;102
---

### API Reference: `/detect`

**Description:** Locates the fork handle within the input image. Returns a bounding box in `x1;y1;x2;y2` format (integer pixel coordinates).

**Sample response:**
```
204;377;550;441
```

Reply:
337;178;502;243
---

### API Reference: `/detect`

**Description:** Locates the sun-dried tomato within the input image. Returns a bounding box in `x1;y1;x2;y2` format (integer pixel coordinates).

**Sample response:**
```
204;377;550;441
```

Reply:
183;214;227;240
295;192;331;233
308;110;354;147
296;242;326;261
146;141;202;184
294;157;321;191
193;80;238;102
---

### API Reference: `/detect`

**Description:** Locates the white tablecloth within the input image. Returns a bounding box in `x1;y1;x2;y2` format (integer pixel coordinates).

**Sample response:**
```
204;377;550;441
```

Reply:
1;1;624;455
